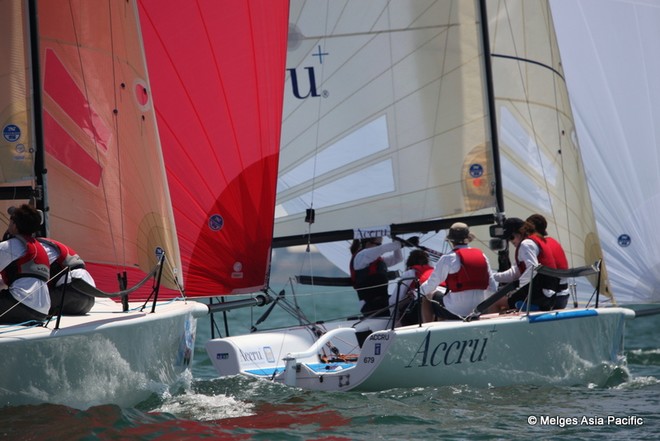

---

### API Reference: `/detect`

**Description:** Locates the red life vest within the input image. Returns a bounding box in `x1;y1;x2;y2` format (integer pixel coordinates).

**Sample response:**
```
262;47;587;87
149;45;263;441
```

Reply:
37;237;86;284
545;236;568;269
1;235;50;285
37;238;85;268
515;235;563;291
515;234;557;274
445;248;489;292
407;264;434;293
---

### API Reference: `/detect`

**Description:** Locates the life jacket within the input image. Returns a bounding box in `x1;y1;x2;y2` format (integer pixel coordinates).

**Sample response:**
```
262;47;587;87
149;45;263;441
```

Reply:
407;264;434;293
545;236;569;290
37;238;86;282
445;248;489;292
1;235;50;285
545;236;568;269
515;235;560;291
351;256;389;303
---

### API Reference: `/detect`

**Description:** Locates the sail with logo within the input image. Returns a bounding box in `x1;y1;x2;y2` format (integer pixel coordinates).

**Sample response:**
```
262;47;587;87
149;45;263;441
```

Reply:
0;0;289;408
205;0;637;392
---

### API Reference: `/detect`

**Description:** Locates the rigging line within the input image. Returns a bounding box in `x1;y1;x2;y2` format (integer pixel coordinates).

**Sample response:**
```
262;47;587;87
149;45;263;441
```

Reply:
67;0;124;271
305;0;338;222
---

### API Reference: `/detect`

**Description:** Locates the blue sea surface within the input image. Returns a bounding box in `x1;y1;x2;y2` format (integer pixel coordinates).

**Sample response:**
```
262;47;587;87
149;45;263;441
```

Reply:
2;289;659;440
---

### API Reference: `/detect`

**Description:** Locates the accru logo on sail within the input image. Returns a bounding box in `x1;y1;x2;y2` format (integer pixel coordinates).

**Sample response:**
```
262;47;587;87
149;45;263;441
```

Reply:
288;45;329;99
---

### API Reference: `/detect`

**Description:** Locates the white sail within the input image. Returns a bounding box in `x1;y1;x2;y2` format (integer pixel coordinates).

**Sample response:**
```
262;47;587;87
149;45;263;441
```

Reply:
551;0;660;305
276;0;495;241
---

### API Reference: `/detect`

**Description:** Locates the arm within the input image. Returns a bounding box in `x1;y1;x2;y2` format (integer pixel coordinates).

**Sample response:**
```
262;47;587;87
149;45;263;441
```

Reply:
483;254;498;294
0;239;17;272
382;244;403;267
420;253;455;296
517;239;539;286
353;241;402;270
392;268;416;306
493;265;519;284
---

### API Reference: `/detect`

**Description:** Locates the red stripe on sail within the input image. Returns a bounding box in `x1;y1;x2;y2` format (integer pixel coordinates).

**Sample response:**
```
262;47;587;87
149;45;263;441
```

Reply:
43;110;103;186
43;48;111;152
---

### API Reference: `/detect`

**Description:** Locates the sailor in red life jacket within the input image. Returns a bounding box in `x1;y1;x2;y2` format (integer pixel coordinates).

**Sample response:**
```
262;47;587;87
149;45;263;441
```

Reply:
493;217;561;311
420;223;497;320
350;235;417;317
37;237;97;315
526;214;570;309
393;249;434;326
0;204;51;324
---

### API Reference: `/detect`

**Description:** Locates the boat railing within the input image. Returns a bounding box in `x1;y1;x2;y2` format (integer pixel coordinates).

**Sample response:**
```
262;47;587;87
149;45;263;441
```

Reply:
391;276;422;330
49;254;173;329
526;260;603;315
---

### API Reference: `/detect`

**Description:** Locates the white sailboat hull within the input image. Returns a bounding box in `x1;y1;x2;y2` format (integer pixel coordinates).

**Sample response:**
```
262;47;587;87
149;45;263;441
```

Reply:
206;307;634;392
0;299;208;409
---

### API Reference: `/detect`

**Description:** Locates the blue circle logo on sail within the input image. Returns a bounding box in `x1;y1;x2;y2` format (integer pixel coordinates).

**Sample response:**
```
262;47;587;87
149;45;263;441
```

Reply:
617;234;631;247
3;124;21;142
209;214;224;231
155;246;165;259
469;164;483;178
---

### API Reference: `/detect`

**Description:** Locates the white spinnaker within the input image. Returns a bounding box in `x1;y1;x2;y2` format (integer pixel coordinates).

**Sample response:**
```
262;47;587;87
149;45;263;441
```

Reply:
552;0;660;304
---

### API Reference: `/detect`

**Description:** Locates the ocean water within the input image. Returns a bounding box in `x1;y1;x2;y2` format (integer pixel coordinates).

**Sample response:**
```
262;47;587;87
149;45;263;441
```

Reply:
3;288;659;440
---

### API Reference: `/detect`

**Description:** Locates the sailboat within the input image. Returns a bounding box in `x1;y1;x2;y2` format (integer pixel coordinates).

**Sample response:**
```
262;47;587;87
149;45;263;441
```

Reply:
203;0;637;391
0;0;289;409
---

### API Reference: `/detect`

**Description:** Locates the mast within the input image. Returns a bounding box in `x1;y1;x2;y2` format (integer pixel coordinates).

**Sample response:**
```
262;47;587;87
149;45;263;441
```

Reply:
27;0;48;237
477;0;511;271
477;0;504;217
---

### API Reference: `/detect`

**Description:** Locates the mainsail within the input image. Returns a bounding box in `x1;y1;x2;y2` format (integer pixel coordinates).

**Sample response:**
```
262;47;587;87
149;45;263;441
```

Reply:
274;0;606;300
552;0;660;305
276;0;495;243
137;0;289;296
